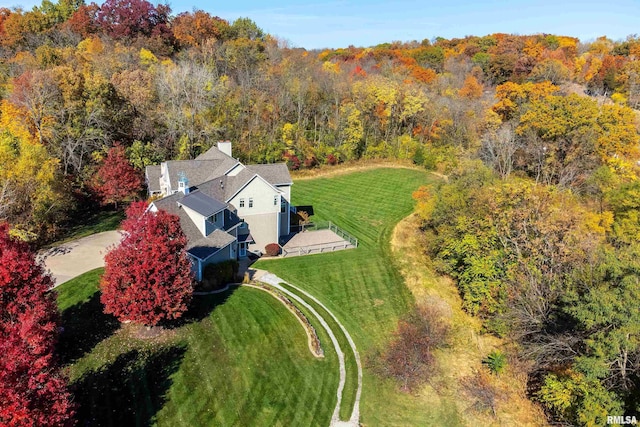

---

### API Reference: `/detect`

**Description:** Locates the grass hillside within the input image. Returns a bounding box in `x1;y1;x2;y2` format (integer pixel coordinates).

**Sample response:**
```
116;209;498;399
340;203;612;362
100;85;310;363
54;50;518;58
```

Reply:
256;167;453;425
56;269;337;426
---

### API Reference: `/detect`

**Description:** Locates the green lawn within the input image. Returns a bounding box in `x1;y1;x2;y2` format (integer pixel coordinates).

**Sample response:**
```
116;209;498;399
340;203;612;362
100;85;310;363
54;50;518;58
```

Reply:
255;167;444;425
56;272;338;426
46;210;124;248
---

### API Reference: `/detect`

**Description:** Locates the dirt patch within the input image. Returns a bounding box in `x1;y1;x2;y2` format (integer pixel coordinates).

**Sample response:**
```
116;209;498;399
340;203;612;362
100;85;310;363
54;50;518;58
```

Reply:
390;214;548;426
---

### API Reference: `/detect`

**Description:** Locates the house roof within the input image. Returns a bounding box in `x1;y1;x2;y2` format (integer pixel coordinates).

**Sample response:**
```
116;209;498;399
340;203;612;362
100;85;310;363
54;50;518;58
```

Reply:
246;163;292;185
153;190;238;260
188;229;236;260
145;165;161;193
179;191;226;217
152;193;201;242
164;159;237;192
195;168;259;202
196;145;234;161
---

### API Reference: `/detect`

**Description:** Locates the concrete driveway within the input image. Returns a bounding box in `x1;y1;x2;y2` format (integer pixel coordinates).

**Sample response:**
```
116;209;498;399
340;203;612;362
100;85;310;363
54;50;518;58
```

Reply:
39;231;123;287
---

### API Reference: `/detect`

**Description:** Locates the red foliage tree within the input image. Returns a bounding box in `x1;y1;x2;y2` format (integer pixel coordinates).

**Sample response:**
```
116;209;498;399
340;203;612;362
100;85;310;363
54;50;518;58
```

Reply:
0;223;74;426
96;0;172;41
91;143;142;209
63;3;100;37
100;202;194;326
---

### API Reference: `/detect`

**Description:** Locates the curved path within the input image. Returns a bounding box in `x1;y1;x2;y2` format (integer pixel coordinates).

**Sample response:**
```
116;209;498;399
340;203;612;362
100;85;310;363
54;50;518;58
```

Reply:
257;271;362;427
38;231;122;287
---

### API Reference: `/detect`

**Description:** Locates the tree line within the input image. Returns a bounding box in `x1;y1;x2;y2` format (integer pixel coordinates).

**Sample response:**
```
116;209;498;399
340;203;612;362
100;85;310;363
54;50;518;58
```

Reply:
3;0;640;244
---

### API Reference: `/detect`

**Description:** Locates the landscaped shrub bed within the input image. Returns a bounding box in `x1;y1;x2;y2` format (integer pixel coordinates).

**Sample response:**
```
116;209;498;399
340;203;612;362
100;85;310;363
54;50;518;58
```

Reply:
200;260;239;290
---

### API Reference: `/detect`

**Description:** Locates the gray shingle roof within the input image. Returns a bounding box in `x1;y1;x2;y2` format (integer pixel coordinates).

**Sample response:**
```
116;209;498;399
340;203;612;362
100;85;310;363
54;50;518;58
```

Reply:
152;190;237;261
188;230;235;260
179;191;226;217
196;145;233;161
246;163;292;185
153;193;203;244
195;168;257;202
145;165;161;193
165;157;238;192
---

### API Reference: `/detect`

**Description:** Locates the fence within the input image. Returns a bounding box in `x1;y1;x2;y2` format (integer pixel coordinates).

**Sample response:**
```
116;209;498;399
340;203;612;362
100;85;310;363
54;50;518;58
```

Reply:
289;221;358;248
282;221;358;258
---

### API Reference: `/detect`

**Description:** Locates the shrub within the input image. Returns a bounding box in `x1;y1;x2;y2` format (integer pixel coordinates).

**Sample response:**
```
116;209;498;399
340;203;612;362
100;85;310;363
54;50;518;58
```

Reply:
283;152;300;170
483;350;507;375
304;156;318;168
202;260;239;289
372;303;450;391
462;370;502;417
265;243;280;257
326;153;338;165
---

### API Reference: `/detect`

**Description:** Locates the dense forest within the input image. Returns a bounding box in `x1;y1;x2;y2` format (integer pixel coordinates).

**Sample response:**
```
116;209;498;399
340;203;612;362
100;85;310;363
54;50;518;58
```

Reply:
3;0;640;424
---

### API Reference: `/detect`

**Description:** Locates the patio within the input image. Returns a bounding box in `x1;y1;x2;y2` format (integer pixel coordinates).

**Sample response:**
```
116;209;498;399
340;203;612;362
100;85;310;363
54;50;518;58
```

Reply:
279;228;357;257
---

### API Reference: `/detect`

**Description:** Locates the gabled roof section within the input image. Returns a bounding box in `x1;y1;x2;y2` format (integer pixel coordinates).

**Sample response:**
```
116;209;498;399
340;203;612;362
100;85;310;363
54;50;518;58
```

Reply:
246;163;292;185
196;168;259;202
179;191;226;217
165;160;216;190
187;230;235;260
196;145;233;161
164;157;239;192
145;165;161;193
152;193;203;244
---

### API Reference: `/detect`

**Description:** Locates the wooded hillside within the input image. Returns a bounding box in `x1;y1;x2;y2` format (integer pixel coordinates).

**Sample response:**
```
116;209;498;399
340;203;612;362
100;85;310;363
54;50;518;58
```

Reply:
2;0;639;245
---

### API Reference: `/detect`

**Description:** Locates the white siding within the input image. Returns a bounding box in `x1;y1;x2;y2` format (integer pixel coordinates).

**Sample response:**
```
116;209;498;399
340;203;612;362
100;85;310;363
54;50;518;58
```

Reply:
276;184;291;202
230;177;280;217
181;205;206;236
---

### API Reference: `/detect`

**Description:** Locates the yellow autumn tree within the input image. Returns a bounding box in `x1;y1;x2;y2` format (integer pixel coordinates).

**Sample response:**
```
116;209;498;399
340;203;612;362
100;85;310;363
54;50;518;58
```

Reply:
0;100;60;240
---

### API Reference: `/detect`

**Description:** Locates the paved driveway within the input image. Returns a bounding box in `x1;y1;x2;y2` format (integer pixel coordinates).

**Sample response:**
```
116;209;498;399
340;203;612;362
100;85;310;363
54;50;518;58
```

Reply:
39;231;123;287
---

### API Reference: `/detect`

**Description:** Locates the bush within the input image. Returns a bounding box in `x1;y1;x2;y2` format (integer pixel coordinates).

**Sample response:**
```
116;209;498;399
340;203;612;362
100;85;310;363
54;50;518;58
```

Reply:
265;243;280;257
304;156;318;168
462;370;502;417
483;350;507;375
372;303;450;391
202;260;239;289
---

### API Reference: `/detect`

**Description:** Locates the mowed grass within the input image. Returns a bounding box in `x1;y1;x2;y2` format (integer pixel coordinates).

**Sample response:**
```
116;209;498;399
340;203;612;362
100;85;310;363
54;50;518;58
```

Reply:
55;273;338;426
46;210;124;248
255;167;442;425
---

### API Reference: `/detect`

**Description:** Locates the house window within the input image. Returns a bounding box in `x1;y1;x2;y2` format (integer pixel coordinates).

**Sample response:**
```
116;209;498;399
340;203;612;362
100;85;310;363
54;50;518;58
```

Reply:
274;195;278;206
249;198;254;208
208;212;221;223
239;198;245;208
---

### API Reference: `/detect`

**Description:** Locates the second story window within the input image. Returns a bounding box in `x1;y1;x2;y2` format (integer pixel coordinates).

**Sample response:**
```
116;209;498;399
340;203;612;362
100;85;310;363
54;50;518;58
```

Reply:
239;198;245;208
249;198;254;208
208;212;221;223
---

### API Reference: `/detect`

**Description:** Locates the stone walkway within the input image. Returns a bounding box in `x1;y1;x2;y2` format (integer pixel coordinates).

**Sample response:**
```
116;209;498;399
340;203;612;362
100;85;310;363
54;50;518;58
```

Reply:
256;270;361;427
38;231;123;287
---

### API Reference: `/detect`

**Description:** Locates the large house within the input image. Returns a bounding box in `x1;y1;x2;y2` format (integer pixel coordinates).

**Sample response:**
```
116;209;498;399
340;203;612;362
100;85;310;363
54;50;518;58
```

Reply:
145;142;292;280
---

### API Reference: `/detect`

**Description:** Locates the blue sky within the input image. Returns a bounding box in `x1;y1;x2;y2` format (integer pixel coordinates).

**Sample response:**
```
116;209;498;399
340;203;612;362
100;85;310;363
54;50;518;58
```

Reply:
3;0;640;49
